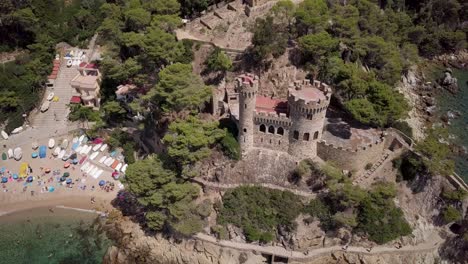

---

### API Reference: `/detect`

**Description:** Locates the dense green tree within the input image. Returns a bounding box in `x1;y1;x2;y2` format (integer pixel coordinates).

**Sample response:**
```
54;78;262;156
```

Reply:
150;63;211;112
68;104;102;122
298;32;338;63
141;26;184;67
124;7;151;31
345;99;380;126
0;91;19;110
294;0;329;35
442;206;462;223
219;186;303;243
142;0;180;15
415;129;455;176
125;155;204;235
252;16;288;60
102;101;127;122
205;48;233;73
163;116;225;176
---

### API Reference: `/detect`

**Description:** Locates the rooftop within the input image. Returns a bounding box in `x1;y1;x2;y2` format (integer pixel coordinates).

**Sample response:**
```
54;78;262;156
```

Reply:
288;86;326;103
322;118;383;149
255;96;287;114
79;62;98;69
71;75;99;89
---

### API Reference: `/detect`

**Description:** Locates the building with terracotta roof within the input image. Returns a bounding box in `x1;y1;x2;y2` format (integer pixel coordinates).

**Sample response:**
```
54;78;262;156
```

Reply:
70;62;101;108
233;73;332;159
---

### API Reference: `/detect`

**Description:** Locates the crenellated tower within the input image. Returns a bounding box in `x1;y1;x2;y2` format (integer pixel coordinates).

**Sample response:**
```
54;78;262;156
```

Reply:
287;79;332;159
236;73;259;155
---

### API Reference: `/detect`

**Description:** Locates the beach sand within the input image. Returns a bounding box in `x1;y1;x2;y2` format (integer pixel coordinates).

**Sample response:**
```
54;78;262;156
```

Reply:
0;134;121;215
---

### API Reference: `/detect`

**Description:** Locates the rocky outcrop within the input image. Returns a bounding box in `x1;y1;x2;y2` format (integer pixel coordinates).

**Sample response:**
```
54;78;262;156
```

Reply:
289;251;442;264
103;219;267;264
438;68;459;94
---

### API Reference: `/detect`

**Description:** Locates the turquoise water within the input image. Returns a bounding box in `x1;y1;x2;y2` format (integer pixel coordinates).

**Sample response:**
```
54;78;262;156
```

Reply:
432;68;468;182
0;207;112;264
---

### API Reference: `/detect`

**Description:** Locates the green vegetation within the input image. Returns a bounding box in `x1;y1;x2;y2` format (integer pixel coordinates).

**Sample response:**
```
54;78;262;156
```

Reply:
125;155;204;235
219;132;240;160
296;162;411;243
147;63;212;113
441;189;467;202
205;48;233;73
218;186;302;243
250;0;465;127
393;152;426;182
163;116;225;176
106;130;136;164
415;128;454;176
0;0;105;131
68;104;102;123
442;206;462;223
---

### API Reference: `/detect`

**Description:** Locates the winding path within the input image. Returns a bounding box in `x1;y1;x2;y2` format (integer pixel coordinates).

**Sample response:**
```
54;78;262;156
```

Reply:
195;231;443;260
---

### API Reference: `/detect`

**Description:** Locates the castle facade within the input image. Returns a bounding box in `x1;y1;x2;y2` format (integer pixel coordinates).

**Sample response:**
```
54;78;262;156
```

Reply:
236;74;332;160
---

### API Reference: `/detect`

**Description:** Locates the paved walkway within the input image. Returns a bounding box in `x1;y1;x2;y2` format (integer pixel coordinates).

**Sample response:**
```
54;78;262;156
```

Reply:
31;62;77;130
195;231;442;260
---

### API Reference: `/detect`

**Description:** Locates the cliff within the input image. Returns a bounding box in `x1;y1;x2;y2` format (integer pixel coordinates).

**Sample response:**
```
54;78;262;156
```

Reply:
103;218;446;264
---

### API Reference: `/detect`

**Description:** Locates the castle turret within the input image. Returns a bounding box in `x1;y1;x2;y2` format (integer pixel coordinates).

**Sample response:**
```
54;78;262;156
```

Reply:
237;74;258;155
287;79;332;159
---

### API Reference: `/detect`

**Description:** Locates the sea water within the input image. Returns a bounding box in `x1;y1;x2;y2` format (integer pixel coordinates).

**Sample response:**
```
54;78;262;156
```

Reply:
431;67;468;182
0;207;112;264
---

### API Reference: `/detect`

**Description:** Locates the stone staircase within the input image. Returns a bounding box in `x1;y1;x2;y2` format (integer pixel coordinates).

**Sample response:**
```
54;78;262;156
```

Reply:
355;151;391;184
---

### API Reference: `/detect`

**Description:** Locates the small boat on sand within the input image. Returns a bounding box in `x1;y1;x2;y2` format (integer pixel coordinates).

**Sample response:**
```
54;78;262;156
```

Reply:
7;149;13;159
121;164;128;173
58;149;66;159
61;139;69;149
1;130;8;140
53;147;61;156
78;135;85;142
48;138;55;149
89;151;99;160
72;137;78;144
92;143;102;152
100;144;108;152
32;142;38;150
13;147;22;161
98;156;107;163
115;163;122;171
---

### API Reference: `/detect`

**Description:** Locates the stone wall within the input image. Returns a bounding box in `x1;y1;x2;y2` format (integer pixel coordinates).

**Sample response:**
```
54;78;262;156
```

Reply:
317;135;387;173
253;112;291;152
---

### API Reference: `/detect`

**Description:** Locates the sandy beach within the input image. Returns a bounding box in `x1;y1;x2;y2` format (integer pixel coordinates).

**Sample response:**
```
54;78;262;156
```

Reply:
0;134;122;216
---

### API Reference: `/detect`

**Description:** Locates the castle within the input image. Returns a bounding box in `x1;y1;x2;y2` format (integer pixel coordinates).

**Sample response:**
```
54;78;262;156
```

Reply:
235;74;332;160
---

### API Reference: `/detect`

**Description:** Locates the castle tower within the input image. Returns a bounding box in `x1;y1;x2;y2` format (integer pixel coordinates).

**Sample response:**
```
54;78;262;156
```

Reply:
237;74;259;155
287;79;332;159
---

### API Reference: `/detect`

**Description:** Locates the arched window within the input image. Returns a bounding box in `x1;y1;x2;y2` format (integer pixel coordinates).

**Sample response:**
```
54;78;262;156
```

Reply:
259;124;266;133
268;125;275;134
293;131;299;140
269;139;272;144
278;140;281;145
243;128;247;133
277;127;284;135
313;131;319;139
303;133;310;141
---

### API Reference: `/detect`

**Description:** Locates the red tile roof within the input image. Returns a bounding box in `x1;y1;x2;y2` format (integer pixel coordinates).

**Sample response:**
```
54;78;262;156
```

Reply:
70;96;81;104
79;62;97;69
255;96;287;114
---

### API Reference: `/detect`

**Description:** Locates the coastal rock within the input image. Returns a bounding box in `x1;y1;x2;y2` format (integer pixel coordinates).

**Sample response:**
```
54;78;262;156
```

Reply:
439;69;458;94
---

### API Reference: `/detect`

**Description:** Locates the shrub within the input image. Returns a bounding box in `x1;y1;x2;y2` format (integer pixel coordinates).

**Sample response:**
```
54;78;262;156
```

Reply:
218;186;302;242
392;121;413;139
442;206;462;223
441;189;467;202
220;132;240;160
357;197;412;244
211;225;229;240
365;163;373;170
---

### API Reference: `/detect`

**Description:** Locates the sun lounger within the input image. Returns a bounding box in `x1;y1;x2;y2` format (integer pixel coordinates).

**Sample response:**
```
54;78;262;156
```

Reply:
98;156;107;163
